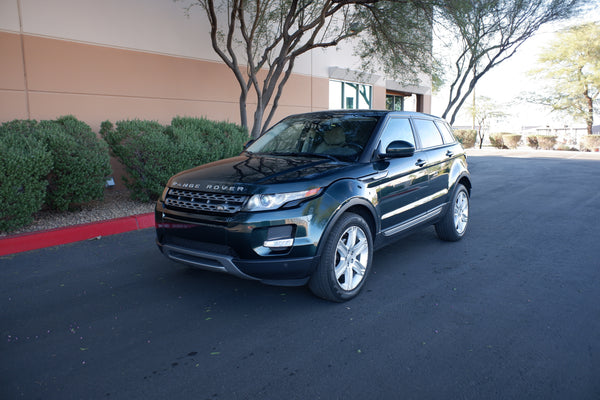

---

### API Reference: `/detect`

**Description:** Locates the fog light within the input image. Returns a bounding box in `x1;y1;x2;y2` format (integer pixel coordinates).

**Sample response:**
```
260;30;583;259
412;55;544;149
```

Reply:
264;238;294;248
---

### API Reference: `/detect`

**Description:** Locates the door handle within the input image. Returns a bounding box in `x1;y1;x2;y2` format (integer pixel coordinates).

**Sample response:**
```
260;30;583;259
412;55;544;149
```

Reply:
358;171;389;182
446;150;454;158
415;159;426;167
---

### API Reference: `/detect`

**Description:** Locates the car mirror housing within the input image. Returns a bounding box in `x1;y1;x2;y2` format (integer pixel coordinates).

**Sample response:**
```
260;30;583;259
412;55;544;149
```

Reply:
385;140;415;158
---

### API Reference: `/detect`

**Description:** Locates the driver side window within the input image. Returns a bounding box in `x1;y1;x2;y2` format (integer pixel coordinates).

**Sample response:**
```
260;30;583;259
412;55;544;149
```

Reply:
378;118;415;153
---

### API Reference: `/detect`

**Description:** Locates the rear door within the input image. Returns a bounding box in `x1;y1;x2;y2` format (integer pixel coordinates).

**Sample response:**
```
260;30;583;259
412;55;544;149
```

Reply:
411;118;456;209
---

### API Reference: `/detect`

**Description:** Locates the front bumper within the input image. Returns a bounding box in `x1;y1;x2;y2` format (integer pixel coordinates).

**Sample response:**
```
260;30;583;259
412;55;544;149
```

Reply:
155;196;332;285
156;242;319;286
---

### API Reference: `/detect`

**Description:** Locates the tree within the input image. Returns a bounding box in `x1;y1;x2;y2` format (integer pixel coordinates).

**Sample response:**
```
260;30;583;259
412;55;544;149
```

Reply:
465;96;507;148
182;0;587;138
528;22;600;135
183;0;434;138
436;0;585;125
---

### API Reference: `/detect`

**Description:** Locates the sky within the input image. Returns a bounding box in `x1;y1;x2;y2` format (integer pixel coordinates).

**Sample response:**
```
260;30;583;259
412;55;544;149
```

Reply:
430;7;600;133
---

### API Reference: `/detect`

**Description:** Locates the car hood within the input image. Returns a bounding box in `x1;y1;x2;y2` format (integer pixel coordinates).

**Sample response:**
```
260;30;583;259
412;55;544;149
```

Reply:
167;154;356;194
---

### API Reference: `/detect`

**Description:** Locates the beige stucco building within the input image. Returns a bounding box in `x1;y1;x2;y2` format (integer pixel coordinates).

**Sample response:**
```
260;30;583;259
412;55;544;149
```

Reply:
0;0;432;133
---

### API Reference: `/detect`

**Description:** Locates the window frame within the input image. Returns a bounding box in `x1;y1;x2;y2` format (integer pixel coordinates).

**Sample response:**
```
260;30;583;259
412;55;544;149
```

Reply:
329;80;373;110
412;118;445;149
376;117;417;155
386;94;405;111
434;120;457;144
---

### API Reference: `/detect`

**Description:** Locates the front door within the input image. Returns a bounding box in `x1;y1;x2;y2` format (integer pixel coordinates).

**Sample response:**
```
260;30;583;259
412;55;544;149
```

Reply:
369;117;430;232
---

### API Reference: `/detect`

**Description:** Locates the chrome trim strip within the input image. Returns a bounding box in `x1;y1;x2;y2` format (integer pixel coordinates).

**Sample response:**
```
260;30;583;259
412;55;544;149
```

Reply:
382;188;448;220
383;204;445;237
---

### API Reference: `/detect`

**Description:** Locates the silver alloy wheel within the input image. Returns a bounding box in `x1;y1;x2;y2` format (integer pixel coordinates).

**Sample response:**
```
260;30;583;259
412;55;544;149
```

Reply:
334;225;369;291
454;190;469;235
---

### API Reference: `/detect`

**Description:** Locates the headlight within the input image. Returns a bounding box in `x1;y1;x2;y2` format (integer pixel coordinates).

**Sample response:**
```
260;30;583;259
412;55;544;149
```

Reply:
244;188;322;211
160;186;170;202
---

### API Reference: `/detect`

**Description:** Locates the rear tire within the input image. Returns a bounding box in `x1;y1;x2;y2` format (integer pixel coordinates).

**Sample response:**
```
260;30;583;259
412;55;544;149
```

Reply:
309;213;373;302
435;183;469;242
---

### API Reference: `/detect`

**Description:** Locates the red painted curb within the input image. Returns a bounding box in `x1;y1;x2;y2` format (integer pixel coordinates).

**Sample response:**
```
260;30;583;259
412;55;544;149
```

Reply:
0;213;155;257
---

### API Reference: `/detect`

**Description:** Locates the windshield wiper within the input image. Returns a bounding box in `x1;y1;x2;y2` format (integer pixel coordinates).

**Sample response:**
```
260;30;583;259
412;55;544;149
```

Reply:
271;152;340;162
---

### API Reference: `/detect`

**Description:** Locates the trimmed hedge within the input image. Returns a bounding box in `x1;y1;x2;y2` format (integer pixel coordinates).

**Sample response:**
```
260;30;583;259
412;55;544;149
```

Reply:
489;133;506;149
502;134;522;149
101;117;248;202
526;136;539;149
41;116;111;210
536;135;557;150
0;116;111;232
581;135;600;151
453;129;477;148
0;131;52;232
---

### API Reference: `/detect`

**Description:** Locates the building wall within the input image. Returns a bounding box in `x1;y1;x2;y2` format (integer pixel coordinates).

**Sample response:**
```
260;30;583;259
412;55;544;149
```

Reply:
0;0;430;133
0;30;333;131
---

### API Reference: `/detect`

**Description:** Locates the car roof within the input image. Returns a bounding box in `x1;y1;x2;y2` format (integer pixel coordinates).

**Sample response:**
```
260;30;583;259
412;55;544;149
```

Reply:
284;110;441;120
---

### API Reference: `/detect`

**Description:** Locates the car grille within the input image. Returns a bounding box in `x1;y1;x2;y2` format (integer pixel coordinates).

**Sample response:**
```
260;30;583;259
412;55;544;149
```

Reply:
164;188;247;214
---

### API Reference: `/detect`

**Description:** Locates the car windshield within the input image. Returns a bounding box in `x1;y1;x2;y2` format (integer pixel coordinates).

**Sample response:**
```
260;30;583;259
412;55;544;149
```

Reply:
246;114;380;162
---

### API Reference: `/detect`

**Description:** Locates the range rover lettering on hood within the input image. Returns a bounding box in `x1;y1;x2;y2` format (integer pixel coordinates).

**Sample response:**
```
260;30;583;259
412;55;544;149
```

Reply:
171;181;247;192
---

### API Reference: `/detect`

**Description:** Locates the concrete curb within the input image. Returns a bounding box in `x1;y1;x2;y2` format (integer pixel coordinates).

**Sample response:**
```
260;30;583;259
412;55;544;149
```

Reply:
0;213;155;257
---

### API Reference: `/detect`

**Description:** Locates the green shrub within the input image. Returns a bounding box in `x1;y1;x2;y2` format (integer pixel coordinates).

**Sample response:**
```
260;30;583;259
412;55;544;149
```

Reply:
502;134;522;149
536;135;557;150
0;128;52;232
37;116;111;210
453;129;477;148
171;116;248;162
489;133;506;149
1;117;111;213
581;135;600;151
526;136;539;149
25;117;110;210
101;119;179;202
101;117;248;202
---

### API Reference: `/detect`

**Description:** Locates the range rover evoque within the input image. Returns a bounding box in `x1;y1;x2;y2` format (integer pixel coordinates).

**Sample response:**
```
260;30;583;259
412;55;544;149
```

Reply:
155;110;471;302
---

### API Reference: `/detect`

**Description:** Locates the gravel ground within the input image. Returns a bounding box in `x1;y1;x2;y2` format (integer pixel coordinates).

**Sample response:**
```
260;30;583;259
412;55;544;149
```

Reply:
1;189;154;238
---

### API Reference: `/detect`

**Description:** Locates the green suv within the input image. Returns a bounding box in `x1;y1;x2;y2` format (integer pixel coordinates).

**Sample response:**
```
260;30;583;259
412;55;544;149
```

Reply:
155;110;471;301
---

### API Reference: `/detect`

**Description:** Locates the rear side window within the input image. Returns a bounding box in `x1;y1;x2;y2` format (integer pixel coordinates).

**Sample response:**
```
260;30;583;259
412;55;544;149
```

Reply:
378;118;415;153
413;119;444;148
435;121;456;144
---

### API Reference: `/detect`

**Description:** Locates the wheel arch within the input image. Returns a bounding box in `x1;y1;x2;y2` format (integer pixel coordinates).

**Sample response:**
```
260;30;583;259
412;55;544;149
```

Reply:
449;156;471;196
315;197;378;257
458;175;472;195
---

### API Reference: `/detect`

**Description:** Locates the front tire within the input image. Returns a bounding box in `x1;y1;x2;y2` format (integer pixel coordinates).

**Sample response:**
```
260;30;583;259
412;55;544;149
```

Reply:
309;213;373;302
435;183;469;242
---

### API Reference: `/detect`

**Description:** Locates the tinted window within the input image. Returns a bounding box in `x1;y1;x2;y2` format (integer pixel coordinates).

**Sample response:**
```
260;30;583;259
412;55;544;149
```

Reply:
435;121;456;144
378;118;415;153
247;114;380;161
413;119;444;148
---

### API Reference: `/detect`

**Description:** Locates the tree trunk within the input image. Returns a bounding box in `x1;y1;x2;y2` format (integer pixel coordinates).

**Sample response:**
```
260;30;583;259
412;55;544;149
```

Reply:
478;129;484;149
239;92;248;130
250;104;264;139
585;92;594;135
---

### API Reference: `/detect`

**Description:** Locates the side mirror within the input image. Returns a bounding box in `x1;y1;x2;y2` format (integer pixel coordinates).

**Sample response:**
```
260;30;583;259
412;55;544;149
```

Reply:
384;140;415;158
243;139;255;149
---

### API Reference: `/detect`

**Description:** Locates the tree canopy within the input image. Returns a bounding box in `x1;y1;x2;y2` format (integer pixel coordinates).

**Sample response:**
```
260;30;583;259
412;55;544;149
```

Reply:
182;0;587;137
528;22;600;135
185;0;434;138
435;0;585;125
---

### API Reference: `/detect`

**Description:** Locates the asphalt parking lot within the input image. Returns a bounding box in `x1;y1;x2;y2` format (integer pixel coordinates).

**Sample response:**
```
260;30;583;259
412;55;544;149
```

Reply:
1;151;600;399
